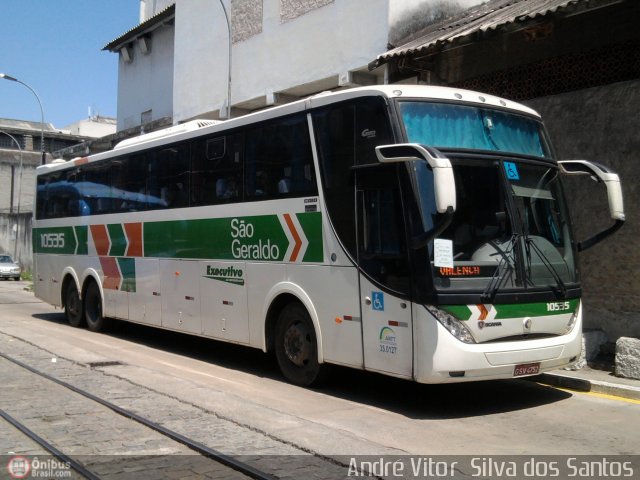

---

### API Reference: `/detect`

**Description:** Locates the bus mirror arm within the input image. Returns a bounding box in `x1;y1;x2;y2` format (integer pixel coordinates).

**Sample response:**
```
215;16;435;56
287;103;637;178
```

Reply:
410;206;455;250
559;160;625;251
576;219;624;252
375;143;457;213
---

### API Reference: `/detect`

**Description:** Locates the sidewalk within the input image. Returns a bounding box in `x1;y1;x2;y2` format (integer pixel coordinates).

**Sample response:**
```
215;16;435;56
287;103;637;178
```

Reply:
533;366;640;401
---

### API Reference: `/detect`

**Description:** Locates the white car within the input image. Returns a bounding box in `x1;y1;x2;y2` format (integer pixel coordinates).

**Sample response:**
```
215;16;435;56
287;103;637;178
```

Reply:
0;255;21;281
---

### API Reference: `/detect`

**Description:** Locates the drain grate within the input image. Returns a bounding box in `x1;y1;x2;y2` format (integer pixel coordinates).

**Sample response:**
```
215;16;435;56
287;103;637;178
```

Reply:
87;361;124;368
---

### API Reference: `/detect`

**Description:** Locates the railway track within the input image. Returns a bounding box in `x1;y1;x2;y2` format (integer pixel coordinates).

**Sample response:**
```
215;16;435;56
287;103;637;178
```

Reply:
1;351;278;480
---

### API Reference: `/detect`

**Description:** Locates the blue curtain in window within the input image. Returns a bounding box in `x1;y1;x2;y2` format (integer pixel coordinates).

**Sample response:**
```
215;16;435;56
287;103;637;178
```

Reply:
400;102;545;158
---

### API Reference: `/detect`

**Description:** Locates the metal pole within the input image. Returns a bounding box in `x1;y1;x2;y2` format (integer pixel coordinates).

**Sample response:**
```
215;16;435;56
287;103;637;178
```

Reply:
0;73;46;164
218;0;232;119
0;131;24;259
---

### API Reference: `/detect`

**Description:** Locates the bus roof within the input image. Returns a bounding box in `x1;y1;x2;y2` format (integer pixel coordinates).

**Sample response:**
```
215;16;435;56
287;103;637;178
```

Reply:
37;85;541;176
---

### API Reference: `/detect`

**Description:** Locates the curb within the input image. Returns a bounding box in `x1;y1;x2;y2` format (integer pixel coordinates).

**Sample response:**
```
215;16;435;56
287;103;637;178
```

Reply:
532;372;640;401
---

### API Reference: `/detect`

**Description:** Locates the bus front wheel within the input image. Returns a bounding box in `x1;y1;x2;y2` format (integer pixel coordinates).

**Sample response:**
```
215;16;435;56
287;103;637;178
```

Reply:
275;302;324;387
84;281;111;332
64;282;84;328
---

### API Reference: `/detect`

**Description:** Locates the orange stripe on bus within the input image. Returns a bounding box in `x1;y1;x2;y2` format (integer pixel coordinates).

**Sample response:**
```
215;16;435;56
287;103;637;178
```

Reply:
99;257;121;290
124;222;143;257
90;225;110;256
283;214;302;262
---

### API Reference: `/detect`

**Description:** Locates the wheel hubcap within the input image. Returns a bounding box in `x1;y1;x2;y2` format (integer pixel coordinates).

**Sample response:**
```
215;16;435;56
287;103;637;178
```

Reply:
283;322;311;367
67;291;79;316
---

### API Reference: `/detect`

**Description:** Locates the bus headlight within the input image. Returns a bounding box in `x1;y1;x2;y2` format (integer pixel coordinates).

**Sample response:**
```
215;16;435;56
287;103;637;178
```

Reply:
426;306;476;344
564;309;579;335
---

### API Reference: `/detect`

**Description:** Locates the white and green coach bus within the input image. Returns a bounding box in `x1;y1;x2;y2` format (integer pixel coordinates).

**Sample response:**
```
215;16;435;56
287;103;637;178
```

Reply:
33;86;625;386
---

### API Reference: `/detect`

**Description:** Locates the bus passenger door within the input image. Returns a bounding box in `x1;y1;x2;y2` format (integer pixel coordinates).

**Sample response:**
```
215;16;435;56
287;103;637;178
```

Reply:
356;166;414;378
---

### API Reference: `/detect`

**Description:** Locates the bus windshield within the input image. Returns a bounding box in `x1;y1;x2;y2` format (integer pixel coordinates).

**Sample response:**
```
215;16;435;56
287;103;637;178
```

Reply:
398;102;577;295
414;160;578;294
399;101;550;158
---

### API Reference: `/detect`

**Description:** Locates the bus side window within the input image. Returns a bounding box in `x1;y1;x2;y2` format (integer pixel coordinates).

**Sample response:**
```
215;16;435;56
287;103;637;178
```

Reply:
313;104;357;258
149;144;190;209
83;163;113;215
354;98;394;166
191;133;243;206
356;166;410;294
245;114;316;200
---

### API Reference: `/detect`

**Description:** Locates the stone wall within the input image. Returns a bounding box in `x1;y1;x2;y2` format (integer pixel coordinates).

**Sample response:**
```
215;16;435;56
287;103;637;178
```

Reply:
526;79;640;340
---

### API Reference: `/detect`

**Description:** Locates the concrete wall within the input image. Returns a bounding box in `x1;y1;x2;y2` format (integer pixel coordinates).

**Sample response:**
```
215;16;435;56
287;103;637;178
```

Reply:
0;213;32;272
117;21;175;131
526;79;640;340
173;0;390;122
64;118;117;138
0;150;38;217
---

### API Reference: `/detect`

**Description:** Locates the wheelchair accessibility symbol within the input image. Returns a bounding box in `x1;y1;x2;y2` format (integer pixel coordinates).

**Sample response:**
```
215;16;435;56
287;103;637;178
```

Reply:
504;161;520;180
372;291;384;311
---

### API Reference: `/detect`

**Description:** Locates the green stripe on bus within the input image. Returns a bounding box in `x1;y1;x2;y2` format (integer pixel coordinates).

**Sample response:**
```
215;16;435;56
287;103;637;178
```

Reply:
74;226;88;255
144;213;322;262
441;305;473;320
441;299;580;320
107;224;127;257
33;227;77;254
298;212;323;262
118;258;136;292
493;299;580;319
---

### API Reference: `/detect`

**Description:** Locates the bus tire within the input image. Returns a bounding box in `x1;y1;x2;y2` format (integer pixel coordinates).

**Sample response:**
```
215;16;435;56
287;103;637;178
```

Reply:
64;281;84;328
275;302;324;387
84;281;111;332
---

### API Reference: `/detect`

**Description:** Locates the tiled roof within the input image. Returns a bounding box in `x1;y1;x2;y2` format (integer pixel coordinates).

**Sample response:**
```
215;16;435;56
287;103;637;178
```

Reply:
373;0;615;67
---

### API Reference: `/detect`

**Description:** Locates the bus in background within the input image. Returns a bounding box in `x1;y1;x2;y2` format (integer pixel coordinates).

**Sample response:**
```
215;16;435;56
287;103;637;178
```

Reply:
32;86;625;386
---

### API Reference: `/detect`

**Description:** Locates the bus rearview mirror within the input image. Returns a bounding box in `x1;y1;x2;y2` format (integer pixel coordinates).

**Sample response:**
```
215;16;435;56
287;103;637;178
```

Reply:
559;159;625;251
375;143;456;214
559;160;625;221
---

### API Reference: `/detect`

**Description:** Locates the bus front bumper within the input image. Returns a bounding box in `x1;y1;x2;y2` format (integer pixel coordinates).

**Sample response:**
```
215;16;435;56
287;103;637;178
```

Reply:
413;307;583;384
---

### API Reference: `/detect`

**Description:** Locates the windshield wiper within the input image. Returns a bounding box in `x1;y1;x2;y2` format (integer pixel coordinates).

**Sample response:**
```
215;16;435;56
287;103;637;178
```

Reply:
481;234;518;303
524;236;568;297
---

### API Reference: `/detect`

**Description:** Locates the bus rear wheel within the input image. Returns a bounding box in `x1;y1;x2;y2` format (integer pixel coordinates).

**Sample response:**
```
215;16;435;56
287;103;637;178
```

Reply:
275;302;324;387
64;282;84;328
84;281;111;332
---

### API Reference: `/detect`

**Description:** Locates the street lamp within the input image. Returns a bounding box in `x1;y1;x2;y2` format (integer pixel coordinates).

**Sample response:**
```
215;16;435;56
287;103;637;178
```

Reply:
0;131;24;259
217;0;232;120
0;73;46;165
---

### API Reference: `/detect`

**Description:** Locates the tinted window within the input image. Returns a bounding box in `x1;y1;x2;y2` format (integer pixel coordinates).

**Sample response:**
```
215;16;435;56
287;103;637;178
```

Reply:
245;114;316;200
313;97;394;259
191;133;244;206
35;113;319;219
82;162;113;214
111;153;150;212
148;144;190;208
357;165;410;294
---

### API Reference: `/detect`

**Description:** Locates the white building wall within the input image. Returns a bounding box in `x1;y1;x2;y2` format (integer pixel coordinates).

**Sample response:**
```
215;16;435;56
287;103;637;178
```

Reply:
117;23;175;131
173;0;391;123
140;0;176;21
64;118;117;138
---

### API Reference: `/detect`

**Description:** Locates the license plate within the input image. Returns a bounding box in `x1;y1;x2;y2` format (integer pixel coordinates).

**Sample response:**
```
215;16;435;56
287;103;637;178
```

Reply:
514;362;540;377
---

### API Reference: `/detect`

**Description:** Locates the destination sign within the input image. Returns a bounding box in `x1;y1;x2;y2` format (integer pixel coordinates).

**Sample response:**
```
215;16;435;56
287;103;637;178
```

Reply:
436;265;498;278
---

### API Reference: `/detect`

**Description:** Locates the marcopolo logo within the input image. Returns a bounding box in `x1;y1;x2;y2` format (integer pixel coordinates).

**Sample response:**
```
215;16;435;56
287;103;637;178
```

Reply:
204;264;244;286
